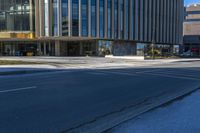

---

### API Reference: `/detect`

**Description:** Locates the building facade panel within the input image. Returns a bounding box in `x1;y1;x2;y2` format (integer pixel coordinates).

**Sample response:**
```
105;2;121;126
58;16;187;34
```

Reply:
0;0;184;57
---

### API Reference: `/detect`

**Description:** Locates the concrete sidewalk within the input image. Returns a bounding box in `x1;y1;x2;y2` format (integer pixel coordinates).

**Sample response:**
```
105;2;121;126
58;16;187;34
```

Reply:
108;89;200;133
0;57;200;75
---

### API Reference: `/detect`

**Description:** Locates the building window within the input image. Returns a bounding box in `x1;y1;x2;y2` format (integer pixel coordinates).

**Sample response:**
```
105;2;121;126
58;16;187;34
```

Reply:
53;0;58;36
81;0;88;37
125;0;129;40
45;0;49;36
132;0;135;39
91;0;96;37
114;0;118;39
0;0;32;32
72;0;79;36
107;0;112;38
62;0;68;36
99;0;104;38
120;0;124;39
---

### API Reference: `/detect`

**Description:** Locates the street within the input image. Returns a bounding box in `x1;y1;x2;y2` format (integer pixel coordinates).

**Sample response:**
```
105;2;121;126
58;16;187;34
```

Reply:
0;60;200;133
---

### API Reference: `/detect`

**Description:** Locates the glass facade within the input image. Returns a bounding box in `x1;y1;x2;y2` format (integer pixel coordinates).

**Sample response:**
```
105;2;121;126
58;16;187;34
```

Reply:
44;0;49;36
107;0;112;38
81;0;88;37
62;0;68;36
91;1;96;37
120;0;124;39
125;0;129;40
114;0;118;39
0;0;184;57
72;0;79;36
53;0;58;36
99;0;104;38
0;0;34;32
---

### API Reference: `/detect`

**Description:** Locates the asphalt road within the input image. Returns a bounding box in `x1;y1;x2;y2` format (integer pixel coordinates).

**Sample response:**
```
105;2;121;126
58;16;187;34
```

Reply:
1;61;200;133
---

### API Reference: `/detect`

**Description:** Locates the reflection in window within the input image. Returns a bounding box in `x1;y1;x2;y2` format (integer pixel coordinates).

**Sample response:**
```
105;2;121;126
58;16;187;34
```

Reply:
72;0;79;36
53;0;58;36
0;0;33;32
62;0;68;36
81;0;88;37
99;0;104;38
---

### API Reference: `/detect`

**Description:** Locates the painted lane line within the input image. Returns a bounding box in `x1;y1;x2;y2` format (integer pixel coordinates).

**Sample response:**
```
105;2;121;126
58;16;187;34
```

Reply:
135;69;161;74
143;72;200;81
0;86;37;93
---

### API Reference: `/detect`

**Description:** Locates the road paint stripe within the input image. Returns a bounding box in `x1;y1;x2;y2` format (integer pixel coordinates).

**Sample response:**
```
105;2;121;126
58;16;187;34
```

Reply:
0;86;37;93
87;72;108;75
149;71;200;78
143;72;200;81
135;69;161;74
98;70;136;76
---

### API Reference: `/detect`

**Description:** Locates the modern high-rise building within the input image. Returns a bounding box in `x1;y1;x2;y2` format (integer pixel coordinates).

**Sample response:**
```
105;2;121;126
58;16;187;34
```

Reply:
0;0;184;56
183;4;200;56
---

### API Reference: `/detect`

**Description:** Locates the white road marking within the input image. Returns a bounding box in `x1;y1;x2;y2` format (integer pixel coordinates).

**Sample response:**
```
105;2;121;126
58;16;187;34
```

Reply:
0;86;37;93
87;72;108;75
135;69;161;74
98;70;136;76
143;72;200;81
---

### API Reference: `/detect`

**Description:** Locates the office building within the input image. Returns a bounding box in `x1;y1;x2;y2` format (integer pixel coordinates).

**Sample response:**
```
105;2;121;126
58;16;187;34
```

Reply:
0;0;184;56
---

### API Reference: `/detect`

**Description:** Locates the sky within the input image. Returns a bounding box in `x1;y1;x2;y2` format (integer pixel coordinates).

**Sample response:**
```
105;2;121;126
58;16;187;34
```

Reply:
185;0;200;5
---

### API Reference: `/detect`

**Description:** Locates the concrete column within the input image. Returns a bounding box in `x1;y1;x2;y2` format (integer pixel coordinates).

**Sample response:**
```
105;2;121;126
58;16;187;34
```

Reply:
80;42;83;56
55;41;61;56
88;0;91;37
96;0;100;38
79;0;82;37
37;42;42;56
68;0;72;36
49;42;51;56
44;42;47;55
104;0;108;38
39;0;45;36
58;0;62;36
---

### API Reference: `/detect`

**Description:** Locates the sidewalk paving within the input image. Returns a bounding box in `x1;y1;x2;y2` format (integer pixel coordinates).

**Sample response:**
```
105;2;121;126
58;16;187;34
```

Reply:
108;90;200;133
0;57;200;75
